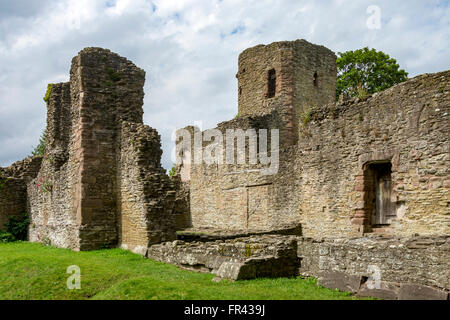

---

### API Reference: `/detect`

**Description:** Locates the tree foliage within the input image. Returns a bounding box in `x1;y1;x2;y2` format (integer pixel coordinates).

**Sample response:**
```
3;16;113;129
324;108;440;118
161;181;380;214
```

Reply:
4;214;29;241
336;47;408;99
31;129;47;156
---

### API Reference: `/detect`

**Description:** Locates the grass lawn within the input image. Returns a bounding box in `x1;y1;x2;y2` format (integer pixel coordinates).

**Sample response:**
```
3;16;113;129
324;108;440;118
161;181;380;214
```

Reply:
0;242;370;300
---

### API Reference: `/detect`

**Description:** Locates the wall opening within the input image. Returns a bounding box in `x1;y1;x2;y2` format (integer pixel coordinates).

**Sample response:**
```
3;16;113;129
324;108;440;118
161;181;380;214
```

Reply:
267;69;276;98
364;162;396;227
313;72;318;87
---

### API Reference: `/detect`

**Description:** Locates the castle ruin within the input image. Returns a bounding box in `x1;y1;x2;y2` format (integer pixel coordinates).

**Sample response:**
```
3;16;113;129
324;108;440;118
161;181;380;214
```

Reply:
1;40;449;300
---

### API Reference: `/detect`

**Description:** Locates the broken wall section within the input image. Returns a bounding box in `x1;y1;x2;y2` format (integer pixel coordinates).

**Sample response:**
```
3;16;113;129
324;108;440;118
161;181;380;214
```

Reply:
0;157;42;230
71;48;146;250
28;48;156;250
27;81;79;248
118;122;177;255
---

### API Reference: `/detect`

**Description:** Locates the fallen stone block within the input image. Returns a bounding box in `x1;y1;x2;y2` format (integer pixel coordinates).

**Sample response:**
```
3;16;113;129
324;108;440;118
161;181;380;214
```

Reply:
318;271;363;293
357;281;401;300
398;284;449;300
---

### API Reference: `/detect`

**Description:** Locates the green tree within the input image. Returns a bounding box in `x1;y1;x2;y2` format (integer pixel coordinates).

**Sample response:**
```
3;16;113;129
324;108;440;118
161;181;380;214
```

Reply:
336;47;408;99
31;129;47;156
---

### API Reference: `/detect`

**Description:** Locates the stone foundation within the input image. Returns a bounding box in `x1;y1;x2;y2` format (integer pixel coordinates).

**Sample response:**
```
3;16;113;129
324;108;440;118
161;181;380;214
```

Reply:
147;235;300;281
147;234;449;299
298;235;450;299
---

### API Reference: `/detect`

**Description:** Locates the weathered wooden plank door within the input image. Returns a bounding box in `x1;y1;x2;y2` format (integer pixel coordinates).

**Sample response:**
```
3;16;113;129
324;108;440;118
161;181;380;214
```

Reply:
373;168;396;225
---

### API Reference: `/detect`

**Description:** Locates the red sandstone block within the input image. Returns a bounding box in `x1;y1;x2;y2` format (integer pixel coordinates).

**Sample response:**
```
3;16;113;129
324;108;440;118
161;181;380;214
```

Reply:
351;218;365;225
353;210;366;218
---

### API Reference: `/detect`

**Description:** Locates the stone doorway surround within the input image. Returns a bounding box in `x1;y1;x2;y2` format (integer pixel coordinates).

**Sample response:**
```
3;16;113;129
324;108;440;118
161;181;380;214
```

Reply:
352;149;400;235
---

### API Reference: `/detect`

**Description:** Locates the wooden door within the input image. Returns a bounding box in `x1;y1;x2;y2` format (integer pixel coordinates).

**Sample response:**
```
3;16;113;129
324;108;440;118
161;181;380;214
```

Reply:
373;168;396;225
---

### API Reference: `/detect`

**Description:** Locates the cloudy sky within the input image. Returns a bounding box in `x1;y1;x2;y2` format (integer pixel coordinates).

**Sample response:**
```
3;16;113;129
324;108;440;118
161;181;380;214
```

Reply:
0;0;449;170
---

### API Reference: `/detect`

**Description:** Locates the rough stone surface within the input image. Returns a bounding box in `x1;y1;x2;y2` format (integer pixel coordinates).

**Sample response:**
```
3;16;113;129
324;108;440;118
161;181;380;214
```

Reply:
23;48;178;251
297;71;450;238
317;271;363;293
237;39;336;119
398;283;449;300
147;235;300;280
0;157;42;229
1;40;449;299
181;39;449;240
297;235;450;299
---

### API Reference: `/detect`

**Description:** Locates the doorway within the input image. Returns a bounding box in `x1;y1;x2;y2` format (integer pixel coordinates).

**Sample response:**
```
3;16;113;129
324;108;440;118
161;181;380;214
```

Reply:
365;162;396;226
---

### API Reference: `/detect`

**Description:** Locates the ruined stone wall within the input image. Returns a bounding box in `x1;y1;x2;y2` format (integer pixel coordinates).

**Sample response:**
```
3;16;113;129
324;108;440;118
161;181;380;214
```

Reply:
118;122;176;255
148;235;300;280
186;112;301;232
297;236;450;299
28;47;177;251
237;39;336;123
71;48;146;250
297;71;450;238
170;174;191;230
236;40;336;148
0;157;42;229
27;81;80;248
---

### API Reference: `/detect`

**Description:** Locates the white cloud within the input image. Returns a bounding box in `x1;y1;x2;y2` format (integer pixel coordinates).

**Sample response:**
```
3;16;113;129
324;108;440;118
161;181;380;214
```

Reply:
0;0;449;169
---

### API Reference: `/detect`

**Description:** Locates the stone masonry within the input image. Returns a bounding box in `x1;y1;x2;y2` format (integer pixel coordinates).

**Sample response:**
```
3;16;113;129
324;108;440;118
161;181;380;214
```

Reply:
6;48;177;252
0;39;448;299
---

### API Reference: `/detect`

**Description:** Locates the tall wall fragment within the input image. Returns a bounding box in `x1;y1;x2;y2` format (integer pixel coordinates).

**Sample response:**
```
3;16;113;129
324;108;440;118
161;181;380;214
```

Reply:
27;48;177;251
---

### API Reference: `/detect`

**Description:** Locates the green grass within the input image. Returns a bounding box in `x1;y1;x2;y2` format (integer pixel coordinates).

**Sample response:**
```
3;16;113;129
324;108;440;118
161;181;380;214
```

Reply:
0;242;369;300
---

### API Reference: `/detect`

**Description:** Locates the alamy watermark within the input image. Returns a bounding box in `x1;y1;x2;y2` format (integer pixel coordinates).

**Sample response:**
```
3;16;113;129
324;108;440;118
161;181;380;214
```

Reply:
367;5;381;30
366;265;382;289
172;121;279;175
67;265;81;290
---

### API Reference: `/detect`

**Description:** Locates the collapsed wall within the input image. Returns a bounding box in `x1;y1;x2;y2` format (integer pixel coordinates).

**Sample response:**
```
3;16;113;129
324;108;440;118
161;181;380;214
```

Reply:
27;48;177;251
118;122;176;254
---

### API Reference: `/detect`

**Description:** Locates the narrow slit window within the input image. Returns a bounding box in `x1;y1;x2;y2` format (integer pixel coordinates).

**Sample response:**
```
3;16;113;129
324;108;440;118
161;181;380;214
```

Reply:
313;72;318;87
267;69;276;98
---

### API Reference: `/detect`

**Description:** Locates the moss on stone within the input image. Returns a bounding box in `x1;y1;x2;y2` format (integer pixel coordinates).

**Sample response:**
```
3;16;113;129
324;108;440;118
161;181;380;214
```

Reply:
106;67;121;82
43;84;53;105
244;244;253;257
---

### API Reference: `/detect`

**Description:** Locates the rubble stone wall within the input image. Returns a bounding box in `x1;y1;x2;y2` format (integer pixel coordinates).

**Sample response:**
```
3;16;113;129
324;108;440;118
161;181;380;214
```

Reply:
118;122;177;255
297;236;450;299
147;235;300;280
26;48;177;251
297;70;450;238
187;113;301;232
0;157;42;230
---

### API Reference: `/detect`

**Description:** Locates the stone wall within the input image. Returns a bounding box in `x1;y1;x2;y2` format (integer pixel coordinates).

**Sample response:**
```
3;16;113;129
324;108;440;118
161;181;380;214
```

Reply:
297;236;450;299
181;42;449;240
185;112;301;232
147;235;300;280
118;121;176;255
0;157;42;230
147;234;449;299
27;47;177;251
297;70;450;238
237;39;336;118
